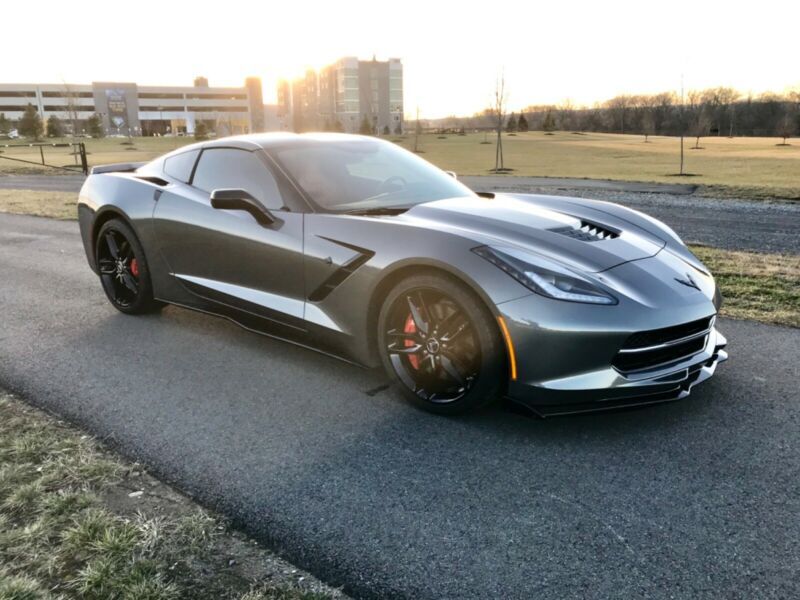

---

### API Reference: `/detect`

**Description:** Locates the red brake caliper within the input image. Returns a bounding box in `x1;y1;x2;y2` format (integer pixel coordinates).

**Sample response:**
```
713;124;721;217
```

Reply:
130;258;140;278
404;314;420;370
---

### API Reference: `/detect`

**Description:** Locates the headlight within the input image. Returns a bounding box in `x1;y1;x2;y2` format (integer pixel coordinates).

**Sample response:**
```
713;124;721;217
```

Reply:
473;246;618;305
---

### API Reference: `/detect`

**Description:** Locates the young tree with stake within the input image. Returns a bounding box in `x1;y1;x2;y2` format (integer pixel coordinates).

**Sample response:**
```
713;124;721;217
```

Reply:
491;74;507;172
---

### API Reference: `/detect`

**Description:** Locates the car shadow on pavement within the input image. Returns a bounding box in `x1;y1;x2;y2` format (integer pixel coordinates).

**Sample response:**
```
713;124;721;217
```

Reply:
38;307;797;600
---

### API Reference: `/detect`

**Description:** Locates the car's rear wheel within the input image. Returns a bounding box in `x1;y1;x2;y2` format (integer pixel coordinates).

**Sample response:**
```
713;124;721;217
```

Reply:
378;274;504;415
95;219;160;314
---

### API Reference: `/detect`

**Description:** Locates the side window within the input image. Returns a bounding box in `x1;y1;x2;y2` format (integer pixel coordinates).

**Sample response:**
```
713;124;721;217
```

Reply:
192;148;284;210
163;149;199;183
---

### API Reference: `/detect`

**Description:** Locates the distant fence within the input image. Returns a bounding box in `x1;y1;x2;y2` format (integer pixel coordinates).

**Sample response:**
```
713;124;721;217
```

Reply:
0;142;88;175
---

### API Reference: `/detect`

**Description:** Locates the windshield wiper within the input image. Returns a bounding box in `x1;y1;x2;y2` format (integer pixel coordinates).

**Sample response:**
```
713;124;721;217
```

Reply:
343;206;410;216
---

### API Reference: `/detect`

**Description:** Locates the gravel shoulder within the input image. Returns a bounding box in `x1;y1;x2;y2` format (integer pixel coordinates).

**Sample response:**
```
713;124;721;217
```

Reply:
461;176;800;254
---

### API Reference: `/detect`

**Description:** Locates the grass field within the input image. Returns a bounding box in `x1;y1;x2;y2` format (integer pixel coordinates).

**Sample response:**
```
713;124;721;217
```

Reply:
0;136;192;176
0;390;341;600
2;132;799;199
0;189;77;219
397;132;800;200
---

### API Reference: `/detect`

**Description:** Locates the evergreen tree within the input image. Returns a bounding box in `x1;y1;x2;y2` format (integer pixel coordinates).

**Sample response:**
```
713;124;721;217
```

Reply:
394;124;403;135
382;125;390;135
542;110;556;132
87;114;104;138
359;114;373;135
46;115;64;138
517;113;529;132
18;104;43;140
506;112;517;132
194;121;209;140
0;112;10;134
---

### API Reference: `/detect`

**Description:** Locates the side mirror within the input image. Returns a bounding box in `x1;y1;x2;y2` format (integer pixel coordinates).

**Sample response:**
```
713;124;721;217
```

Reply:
445;170;458;179
210;189;275;226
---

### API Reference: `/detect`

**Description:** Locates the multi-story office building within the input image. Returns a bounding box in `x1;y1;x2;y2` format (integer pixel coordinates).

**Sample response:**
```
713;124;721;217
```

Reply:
278;57;403;134
0;77;265;136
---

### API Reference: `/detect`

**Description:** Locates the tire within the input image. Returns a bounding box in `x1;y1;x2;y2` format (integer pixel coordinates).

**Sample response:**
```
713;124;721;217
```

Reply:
95;218;160;315
377;273;504;415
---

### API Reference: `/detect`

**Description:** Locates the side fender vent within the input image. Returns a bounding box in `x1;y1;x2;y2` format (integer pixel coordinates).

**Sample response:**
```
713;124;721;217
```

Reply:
308;237;375;302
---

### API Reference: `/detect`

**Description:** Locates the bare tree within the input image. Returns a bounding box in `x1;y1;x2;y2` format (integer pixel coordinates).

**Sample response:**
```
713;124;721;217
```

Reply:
679;77;685;175
413;106;422;153
605;95;631;134
62;81;81;138
557;99;574;131
652;92;676;133
641;111;655;142
491;73;507;172
639;95;658;142
776;103;797;145
687;91;710;149
706;87;740;137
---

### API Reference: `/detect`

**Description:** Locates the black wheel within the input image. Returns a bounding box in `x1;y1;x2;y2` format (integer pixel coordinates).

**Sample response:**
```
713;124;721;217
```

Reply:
378;274;504;415
95;219;160;314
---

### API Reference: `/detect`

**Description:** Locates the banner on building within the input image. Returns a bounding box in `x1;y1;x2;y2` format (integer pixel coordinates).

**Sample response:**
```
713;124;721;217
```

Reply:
105;89;129;132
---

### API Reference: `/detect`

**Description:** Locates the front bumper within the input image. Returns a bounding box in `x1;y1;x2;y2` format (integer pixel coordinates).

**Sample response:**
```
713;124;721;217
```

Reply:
498;293;728;416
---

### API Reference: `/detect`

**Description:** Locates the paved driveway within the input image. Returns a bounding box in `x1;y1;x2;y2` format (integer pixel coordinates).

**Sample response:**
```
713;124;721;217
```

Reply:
1;213;799;599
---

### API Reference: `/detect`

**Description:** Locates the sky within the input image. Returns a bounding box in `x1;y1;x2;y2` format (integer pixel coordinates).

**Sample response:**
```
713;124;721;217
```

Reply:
3;0;798;119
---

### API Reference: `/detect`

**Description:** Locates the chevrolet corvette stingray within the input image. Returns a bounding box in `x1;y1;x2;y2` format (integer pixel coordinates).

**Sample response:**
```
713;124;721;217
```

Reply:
77;133;727;415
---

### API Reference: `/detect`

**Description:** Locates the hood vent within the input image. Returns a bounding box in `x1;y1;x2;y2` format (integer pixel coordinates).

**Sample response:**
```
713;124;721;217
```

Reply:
549;219;620;242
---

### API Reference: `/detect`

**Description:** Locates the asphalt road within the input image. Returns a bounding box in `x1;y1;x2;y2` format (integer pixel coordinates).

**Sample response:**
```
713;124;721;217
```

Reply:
2;213;799;598
2;173;799;253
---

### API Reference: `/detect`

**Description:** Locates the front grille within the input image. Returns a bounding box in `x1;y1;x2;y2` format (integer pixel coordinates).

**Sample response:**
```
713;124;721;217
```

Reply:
624;317;713;350
549;220;620;242
614;336;706;372
613;316;714;373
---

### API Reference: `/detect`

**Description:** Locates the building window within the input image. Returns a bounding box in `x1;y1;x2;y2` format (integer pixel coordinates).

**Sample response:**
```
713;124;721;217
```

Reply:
0;91;36;98
138;93;184;99
43;105;96;112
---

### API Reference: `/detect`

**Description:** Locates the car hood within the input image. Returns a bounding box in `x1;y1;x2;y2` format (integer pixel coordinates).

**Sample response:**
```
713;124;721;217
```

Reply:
402;194;667;273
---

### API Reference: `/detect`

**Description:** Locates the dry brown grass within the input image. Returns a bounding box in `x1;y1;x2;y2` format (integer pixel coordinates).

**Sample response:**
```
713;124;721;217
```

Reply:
690;245;800;327
2;132;799;199
0;189;77;219
0;391;344;599
397;132;800;200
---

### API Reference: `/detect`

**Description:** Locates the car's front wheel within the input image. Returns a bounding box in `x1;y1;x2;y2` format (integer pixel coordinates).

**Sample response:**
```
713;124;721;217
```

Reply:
377;274;504;415
95;218;160;314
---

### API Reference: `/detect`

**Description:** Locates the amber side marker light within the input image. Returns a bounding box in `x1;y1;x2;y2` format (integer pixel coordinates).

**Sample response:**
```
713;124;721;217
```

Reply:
496;316;518;380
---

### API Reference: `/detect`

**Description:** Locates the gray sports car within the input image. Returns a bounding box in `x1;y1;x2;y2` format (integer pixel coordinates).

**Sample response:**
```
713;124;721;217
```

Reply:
77;133;727;416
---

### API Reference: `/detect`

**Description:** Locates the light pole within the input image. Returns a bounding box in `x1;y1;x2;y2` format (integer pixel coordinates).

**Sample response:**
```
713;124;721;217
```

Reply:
679;73;685;176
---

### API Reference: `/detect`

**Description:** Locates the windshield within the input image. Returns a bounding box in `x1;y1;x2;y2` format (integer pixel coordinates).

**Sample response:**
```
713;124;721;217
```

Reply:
270;137;475;212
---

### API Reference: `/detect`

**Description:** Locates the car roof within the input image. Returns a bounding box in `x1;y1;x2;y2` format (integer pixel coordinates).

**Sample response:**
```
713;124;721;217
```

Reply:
159;132;379;160
207;132;376;150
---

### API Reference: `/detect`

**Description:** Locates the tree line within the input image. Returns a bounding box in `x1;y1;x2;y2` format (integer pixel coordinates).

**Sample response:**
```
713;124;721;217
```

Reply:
0;104;104;140
427;87;800;144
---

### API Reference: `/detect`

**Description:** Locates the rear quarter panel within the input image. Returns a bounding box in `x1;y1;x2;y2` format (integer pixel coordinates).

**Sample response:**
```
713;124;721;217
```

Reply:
78;173;171;295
